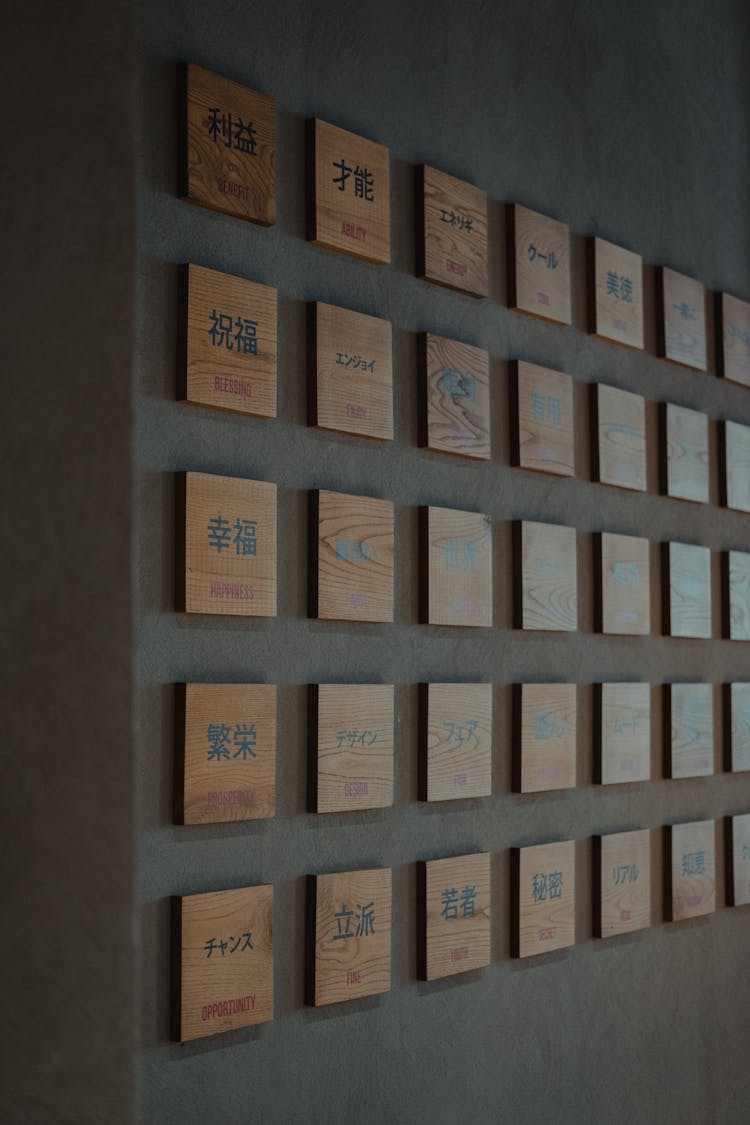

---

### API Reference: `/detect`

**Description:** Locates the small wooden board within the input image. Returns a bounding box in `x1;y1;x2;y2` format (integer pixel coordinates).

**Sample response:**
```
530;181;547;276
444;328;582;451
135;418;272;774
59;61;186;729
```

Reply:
729;683;750;772
175;884;273;1041
598;683;651;785
422;334;490;460
309;868;391;1006
516;683;576;793
420;853;491;980
724;420;750;513
591;237;644;349
312;302;393;440
593;383;647;492
181;63;275;225
180;472;276;616
310;119;390;264
721;293;750;387
667;683;714;779
513;840;575;957
178;683;276;825
728;813;750;906
512;361;575;477
662;403;710;503
727;550;750;640
181;264;277;417
667;820;716;921
598;532;650;635
660;268;707;370
314;491;394;622
516;521;577;631
423;683;492;801
596;829;651;937
313;684;394;813
665;542;711;638
418;166;487;297
424;507;492;627
509;204;571;325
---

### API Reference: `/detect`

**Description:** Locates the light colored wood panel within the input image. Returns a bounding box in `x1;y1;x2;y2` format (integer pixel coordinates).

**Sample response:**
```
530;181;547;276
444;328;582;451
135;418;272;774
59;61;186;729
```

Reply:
514;361;575;477
423;334;490;460
664;403;709;503
595;383;647;491
312;868;391;1006
728;550;750;640
518;521;577;631
599;683;651;785
422;853;491;980
667;542;711;638
721;293;750;386
315;684;394;813
730;813;750;906
669;820;716;920
311;119;390;264
515;840;575;957
598;829;651;937
425;507;492;627
518;683;576;793
316;491;394;622
592;237;644;349
510;204;571;325
725;421;750;513
600;533;650;635
668;683;714;778
314;302;393;440
425;683;492;801
661;268;707;370
420;166;487;297
730;683;750;772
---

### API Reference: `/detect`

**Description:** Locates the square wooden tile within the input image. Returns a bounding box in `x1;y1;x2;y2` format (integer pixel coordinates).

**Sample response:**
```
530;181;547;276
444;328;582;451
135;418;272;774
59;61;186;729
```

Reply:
424;507;492;627
423;683;492;801
721;293;750;386
596;829;651;937
660;268;707;370
598;683;651;785
599;532;650;635
309;868;391;1006
310;119;390;264
314;491;394;623
512;361;575;477
665;542;711;638
312;302;393;440
663;403;710;503
729;813;750;906
180;472;276;616
724;421;750;513
667;683;714;778
422;334;490;460
418;165;488;297
727;550;750;640
175;884;273;1041
591;237;644;349
516;521;577;631
667;820;716;921
509;204;571;325
178;683;276;825
313;684;394;813
420;853;491;980
516;683;576;793
181;264;277;417
514;840;575;957
729;683;750;772
594;383;647;492
181;63;275;225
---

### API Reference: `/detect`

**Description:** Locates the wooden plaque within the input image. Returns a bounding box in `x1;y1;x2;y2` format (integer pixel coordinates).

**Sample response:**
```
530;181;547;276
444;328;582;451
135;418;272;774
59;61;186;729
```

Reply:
424;683;492;801
509;204;571;325
667;820;716;921
721;293;750;386
516;521;577;631
729;683;750;772
313;684;394;813
422;334;490;460
729;813;750;906
514;840;575;958
181;264;277;417
597;829;651;937
310;119;390;264
667;683;714;779
420;853;491;980
591;237;644;349
181;63;275;225
180;472;276;617
663;403;709;503
512;361;575;477
418;165;488;297
727;550;750;640
660;268;707;370
516;683;576;793
312;302;393;440
598;683;651;785
314;490;394;623
178;683;276;825
665;542;711;638
724;421;750;513
424;507;492;627
594;383;647;492
175;884;273;1041
599;532;650;635
309;868;391;1006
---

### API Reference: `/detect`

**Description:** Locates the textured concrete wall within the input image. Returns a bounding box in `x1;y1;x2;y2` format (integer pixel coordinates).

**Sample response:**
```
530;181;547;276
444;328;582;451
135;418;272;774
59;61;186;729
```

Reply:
136;2;750;1123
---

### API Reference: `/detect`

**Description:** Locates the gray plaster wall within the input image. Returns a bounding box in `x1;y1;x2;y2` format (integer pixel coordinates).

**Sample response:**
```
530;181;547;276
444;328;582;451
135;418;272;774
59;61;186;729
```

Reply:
136;2;750;1123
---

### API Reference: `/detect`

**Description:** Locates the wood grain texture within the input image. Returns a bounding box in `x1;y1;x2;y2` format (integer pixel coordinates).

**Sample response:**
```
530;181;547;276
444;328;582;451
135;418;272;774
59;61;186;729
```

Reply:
666;541;711;638
314;684;394;813
727;550;750;640
422;334;490;460
591;237;644;349
424;683;492;801
729;813;750;906
599;532;650;635
667;820;716;921
315;490;394;622
514;840;575;957
311;119;390;264
313;302;393;439
598;683;651;785
721;292;750;386
663;403;710;503
667;683;714;778
182;63;275;225
509;204;571;325
724;420;750;513
516;682;576;793
594;382;647;492
419;165;488;297
425;506;492;627
176;884;273;1041
517;521;577;631
729;683;750;772
660;267;707;370
310;868;391;1006
421;853;491;980
513;361;574;477
597;829;651;937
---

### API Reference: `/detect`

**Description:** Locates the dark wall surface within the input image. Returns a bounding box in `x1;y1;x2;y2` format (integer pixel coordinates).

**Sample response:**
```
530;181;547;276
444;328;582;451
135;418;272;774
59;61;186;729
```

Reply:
135;2;750;1123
